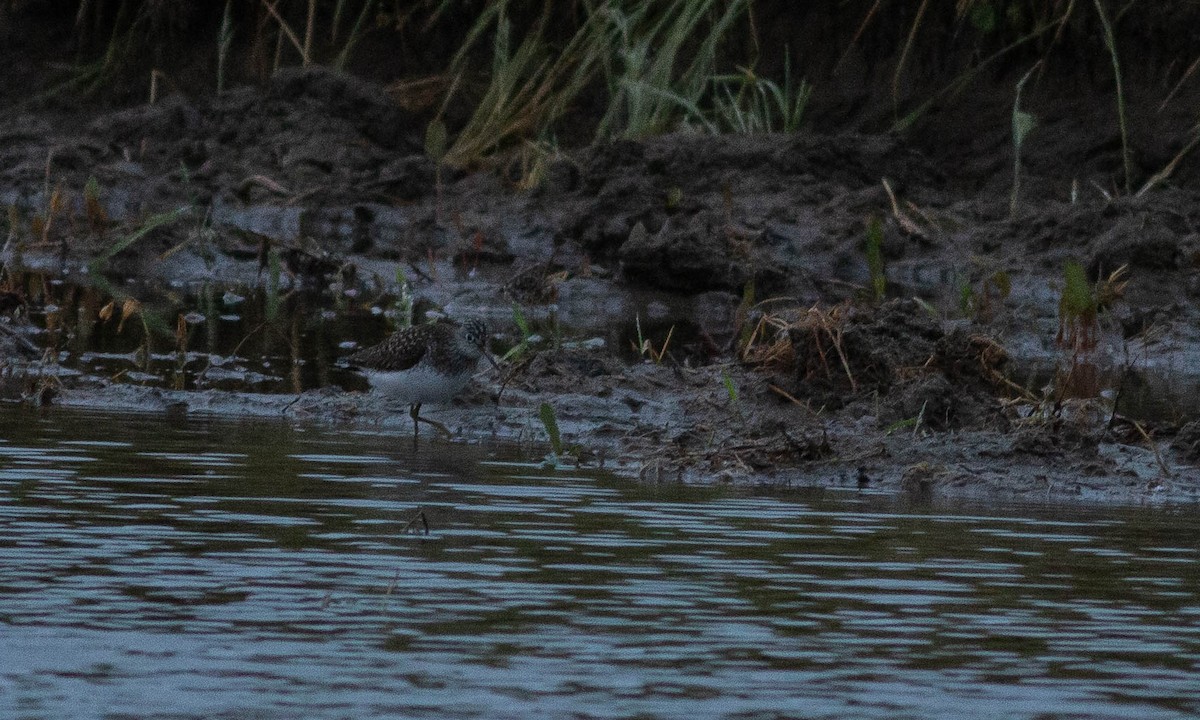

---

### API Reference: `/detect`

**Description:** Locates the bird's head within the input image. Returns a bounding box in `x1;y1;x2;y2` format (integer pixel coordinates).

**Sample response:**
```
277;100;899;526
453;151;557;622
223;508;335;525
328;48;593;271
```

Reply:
455;317;499;371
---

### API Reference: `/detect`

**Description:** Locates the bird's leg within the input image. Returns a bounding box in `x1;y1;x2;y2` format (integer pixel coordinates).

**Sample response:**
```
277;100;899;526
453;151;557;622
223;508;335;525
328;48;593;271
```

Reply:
410;402;453;439
410;403;421;444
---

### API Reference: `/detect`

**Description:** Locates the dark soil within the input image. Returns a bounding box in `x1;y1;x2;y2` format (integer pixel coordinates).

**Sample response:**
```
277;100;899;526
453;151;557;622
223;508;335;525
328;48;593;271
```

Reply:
4;59;1200;505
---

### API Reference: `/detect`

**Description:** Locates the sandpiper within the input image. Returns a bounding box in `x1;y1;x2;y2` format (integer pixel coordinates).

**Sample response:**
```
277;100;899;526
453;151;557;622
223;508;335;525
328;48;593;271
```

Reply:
346;317;496;440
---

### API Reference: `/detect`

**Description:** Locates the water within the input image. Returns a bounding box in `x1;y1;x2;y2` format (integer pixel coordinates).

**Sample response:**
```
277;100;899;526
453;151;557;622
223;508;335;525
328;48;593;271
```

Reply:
2;268;727;398
1;406;1198;719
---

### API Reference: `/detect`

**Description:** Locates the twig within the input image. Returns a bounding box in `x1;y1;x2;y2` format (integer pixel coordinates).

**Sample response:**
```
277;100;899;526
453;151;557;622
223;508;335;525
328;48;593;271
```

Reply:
400;510;430;535
238;174;292;196
882;177;923;236
260;0;310;65
1130;419;1172;478
1158;54;1200;112
1136;128;1200;197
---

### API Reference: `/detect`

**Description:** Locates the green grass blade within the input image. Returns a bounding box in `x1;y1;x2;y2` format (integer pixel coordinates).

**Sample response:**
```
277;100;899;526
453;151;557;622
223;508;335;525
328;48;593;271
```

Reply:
512;303;530;336
1092;0;1131;194
89;206;188;273
866;217;886;302
538;402;562;455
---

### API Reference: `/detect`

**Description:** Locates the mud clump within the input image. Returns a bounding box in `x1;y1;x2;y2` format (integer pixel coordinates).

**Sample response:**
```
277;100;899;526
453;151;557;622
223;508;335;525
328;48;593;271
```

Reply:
512;347;624;386
267;66;421;152
1170;420;1200;463
781;299;1010;430
1087;213;1183;275
558;133;943;295
618;217;767;292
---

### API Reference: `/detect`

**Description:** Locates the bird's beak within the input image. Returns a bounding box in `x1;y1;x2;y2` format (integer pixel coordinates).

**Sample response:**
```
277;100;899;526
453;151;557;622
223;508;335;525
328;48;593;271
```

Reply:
483;351;501;372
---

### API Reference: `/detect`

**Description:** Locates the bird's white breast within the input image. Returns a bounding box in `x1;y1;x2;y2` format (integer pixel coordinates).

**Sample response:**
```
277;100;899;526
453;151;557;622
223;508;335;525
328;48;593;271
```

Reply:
361;365;473;405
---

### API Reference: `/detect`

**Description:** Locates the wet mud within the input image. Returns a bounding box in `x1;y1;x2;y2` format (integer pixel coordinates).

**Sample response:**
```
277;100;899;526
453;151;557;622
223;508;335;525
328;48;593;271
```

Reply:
4;66;1200;505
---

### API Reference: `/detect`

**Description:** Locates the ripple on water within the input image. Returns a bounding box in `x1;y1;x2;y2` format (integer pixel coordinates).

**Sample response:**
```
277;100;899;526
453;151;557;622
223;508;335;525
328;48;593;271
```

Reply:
0;407;1198;719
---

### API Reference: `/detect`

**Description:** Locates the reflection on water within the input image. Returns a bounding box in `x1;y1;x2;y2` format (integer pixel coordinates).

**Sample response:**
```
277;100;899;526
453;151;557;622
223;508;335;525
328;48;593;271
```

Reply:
0;406;1198;719
3;269;723;398
5;270;369;394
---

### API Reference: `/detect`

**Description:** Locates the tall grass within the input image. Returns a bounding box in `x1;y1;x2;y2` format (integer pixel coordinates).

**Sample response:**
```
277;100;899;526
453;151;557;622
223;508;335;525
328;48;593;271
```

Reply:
1009;63;1039;216
439;0;759;164
596;0;748;138
216;0;234;93
38;1;1200;177
709;56;812;134
1091;0;1131;194
441;2;605;167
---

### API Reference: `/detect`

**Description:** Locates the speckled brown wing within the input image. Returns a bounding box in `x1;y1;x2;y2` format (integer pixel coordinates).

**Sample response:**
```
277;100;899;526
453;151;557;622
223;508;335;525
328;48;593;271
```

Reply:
345;325;435;372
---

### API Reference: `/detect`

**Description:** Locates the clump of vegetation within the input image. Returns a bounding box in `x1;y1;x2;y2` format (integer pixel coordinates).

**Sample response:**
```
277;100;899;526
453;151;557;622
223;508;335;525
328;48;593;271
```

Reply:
596;0;749;139
537;401;586;467
960;269;1012;323
501;303;536;363
994;261;1158;467
98;296;158;370
708;59;812;134
738;297;1017;433
1053;260;1128;401
741;303;854;393
4;164;188;274
632;314;674;364
391;268;414;330
439;6;597;166
780;305;857;394
1056;261;1127;357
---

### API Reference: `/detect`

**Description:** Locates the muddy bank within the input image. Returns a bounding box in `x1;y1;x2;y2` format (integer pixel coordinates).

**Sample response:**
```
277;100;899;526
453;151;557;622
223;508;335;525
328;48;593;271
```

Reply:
9;288;1198;505
3;67;1200;505
35;316;1197;506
